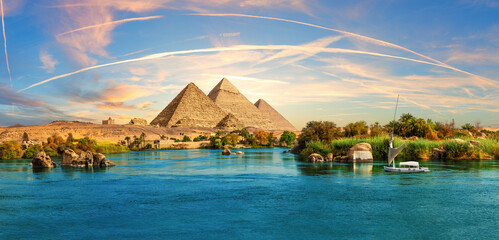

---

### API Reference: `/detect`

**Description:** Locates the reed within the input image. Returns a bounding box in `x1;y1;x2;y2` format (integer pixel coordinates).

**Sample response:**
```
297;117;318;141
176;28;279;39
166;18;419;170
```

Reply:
301;136;499;160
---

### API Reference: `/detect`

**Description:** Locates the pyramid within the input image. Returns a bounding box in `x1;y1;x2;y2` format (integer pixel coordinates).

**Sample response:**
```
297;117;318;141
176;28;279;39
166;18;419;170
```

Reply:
208;78;275;130
216;113;244;130
151;83;227;128
255;99;297;131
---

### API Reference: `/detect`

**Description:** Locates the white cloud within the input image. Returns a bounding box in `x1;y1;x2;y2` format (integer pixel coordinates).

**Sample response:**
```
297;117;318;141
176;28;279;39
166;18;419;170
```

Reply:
39;50;58;73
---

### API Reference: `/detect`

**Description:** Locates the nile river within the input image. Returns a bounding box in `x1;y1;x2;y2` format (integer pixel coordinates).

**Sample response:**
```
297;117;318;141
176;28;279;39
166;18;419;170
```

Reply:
1;148;498;239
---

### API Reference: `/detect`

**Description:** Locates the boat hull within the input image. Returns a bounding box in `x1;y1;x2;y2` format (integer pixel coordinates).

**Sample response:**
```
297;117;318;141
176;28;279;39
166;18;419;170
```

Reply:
384;166;430;173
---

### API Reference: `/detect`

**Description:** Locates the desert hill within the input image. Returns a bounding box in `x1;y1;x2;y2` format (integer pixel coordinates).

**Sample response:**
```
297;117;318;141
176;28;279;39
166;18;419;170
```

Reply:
0;121;215;143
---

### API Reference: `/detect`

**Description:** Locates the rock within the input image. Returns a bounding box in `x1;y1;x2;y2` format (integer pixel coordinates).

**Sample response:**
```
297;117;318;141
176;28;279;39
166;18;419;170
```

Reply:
31;151;57;168
61;149;79;166
129;118;147;125
100;158;116;167
233;151;244;155
308;153;324;162
290;141;301;154
60;149;115;167
334;156;349;163
431;148;446;160
93;153;107;166
326;153;334;161
222;146;231;155
469;140;482;146
282;150;291;153
78;151;94;167
347;143;373;162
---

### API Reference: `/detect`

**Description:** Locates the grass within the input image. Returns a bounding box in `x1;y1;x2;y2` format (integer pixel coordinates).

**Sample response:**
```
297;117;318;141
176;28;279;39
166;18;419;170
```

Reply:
302;136;499;160
96;141;131;154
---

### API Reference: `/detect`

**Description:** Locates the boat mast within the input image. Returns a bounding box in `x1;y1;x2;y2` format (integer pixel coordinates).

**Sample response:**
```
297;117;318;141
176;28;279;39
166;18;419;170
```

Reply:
390;95;400;168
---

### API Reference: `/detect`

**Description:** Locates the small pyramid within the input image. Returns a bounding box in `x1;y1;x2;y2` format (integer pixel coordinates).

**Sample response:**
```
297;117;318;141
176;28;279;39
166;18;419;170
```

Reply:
151;83;227;128
216;113;244;129
255;99;297;131
208;78;275;130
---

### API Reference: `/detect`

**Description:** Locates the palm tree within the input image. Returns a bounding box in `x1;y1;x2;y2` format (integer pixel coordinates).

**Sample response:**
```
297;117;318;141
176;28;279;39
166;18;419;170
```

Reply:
125;136;130;146
140;132;146;148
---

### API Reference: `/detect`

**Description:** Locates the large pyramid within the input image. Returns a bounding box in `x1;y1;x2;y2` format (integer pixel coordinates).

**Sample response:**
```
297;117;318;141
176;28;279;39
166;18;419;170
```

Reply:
208;78;275;130
150;83;227;128
255;99;297;131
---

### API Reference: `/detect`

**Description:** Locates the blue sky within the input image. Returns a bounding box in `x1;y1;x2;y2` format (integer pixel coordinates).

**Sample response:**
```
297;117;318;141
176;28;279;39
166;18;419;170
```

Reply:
0;0;498;128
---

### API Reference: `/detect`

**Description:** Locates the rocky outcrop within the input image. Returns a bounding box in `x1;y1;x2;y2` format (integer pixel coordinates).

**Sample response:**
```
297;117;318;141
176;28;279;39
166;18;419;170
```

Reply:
326;153;334;161
221;146;244;155
129;118;148;125
32;151;57;168
347;143;373;162
431;148;446;160
61;149;79;166
222;146;231;155
308;153;324;162
60;149;115;167
290;141;301;154
469;140;482;146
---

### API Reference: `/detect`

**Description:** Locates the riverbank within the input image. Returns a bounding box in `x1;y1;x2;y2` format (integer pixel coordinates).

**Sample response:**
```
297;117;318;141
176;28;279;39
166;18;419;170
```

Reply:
301;136;499;160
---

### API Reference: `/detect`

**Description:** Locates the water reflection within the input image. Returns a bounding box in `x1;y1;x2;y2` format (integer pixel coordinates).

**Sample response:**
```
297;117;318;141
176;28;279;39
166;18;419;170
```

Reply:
297;161;374;177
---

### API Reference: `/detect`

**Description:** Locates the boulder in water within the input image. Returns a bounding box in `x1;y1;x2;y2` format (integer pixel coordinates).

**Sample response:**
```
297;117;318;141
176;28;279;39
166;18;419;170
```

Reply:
347;143;373;162
61;149;79;166
308;153;324;162
222;146;231;155
32;151;57;168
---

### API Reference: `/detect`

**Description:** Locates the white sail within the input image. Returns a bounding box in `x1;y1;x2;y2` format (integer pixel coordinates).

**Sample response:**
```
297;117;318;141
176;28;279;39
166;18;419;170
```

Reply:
388;141;405;165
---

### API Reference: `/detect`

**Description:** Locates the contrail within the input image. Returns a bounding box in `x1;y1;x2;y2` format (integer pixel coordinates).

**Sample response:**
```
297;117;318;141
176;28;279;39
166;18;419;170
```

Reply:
0;0;12;88
190;13;447;64
57;16;163;37
17;44;495;93
190;14;487;76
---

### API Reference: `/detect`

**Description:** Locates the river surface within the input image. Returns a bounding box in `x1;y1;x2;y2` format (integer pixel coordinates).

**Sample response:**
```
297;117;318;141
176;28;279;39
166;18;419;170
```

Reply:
1;148;498;239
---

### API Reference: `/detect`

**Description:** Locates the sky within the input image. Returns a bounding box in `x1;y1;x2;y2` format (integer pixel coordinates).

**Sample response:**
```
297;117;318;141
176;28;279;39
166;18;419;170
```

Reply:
0;0;498;129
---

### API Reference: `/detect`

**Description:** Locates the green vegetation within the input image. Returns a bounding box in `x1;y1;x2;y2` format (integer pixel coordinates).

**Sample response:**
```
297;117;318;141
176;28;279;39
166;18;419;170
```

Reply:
297;121;342;150
279;131;296;146
301;136;498;160
0;142;23;160
297;114;499;160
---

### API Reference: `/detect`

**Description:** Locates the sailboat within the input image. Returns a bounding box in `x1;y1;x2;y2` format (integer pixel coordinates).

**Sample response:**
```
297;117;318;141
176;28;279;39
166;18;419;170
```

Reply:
383;95;430;173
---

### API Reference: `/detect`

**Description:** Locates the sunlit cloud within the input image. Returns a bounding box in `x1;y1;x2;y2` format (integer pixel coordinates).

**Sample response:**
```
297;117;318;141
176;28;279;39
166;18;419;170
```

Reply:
101;84;154;102
39;50;59;73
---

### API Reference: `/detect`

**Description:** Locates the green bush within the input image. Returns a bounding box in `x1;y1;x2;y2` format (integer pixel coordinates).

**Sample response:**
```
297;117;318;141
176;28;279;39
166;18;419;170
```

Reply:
23;144;43;158
279;131;296;146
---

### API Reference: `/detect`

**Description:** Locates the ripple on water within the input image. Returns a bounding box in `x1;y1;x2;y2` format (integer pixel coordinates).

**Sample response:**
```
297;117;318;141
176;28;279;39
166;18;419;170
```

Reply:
0;148;498;239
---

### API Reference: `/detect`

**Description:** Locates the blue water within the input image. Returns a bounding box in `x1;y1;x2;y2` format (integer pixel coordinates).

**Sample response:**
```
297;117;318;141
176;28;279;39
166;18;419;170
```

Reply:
1;148;498;239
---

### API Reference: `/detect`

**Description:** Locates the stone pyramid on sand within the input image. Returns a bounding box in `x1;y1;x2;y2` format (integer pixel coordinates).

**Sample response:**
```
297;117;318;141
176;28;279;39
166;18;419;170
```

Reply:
255;99;297;131
150;83;226;128
208;78;275;130
216;113;244;130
